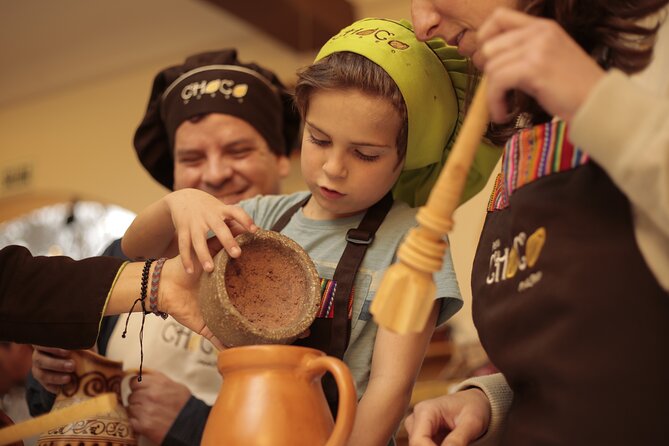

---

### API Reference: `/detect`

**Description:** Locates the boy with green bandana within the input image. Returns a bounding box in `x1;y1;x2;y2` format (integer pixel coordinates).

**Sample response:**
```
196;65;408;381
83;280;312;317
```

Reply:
123;18;499;445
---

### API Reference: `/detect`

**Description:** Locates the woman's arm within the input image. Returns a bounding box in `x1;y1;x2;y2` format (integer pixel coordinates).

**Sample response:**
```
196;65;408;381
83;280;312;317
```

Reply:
105;256;220;348
0;246;221;350
570;71;669;240
346;305;439;446
0;245;124;348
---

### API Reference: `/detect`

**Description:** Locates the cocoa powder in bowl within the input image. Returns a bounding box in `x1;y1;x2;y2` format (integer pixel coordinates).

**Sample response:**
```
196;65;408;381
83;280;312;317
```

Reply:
199;229;321;347
225;240;305;330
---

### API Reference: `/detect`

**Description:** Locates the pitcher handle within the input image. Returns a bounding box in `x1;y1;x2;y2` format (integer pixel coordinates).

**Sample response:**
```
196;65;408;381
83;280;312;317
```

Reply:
304;356;357;446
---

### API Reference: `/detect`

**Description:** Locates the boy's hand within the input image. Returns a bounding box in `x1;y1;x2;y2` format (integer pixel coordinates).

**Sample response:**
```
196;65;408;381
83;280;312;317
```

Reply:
164;188;257;273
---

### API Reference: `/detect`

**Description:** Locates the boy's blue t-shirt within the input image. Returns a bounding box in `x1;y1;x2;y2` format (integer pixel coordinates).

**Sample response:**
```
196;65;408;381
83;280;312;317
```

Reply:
239;191;462;397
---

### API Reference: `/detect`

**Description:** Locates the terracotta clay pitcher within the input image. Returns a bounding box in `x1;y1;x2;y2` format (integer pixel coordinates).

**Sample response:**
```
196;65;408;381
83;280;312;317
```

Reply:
37;349;136;446
202;345;356;446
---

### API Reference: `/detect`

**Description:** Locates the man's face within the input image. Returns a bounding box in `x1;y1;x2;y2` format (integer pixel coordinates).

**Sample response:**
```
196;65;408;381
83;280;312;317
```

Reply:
172;113;290;204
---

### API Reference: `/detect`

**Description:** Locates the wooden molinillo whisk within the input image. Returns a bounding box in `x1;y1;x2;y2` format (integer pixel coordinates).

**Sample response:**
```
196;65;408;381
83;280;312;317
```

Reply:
371;77;490;334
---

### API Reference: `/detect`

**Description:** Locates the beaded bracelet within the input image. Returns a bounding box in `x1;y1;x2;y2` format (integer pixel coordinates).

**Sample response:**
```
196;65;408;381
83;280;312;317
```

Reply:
121;258;156;382
139;258;154;313
149;257;169;319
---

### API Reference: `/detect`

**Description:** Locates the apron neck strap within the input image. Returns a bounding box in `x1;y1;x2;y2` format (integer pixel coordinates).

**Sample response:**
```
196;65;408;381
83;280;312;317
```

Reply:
329;191;394;358
270;192;394;359
270;195;311;233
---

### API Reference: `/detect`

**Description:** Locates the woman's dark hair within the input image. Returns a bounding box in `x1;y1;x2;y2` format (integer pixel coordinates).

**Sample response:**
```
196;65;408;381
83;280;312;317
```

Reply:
487;0;668;141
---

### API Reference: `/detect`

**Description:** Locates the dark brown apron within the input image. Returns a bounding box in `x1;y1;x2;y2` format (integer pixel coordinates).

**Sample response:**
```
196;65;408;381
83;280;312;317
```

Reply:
472;132;669;444
271;192;394;415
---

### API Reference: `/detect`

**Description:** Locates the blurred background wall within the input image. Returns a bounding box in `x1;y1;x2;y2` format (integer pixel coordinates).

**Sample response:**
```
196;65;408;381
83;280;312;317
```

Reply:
0;0;498;343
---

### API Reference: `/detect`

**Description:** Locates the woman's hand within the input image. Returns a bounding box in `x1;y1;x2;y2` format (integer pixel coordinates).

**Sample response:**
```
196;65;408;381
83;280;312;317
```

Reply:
477;7;605;123
405;388;491;446
156;256;225;350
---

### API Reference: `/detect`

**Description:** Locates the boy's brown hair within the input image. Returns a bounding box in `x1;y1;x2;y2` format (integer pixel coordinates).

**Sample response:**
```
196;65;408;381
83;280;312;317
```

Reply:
294;52;408;164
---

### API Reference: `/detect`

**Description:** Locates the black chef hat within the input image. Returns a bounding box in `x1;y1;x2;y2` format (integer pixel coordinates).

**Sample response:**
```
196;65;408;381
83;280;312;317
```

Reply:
133;49;301;189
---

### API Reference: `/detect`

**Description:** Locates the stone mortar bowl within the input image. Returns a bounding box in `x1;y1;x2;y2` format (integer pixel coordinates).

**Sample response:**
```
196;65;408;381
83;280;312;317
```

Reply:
199;229;321;347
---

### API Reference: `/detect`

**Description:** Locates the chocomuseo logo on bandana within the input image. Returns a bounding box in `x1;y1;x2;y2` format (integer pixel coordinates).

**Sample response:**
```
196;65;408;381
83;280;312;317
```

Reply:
181;79;249;103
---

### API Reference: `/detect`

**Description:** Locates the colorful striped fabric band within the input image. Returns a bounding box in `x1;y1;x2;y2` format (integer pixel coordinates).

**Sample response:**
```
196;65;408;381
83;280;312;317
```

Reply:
488;120;589;212
317;278;354;319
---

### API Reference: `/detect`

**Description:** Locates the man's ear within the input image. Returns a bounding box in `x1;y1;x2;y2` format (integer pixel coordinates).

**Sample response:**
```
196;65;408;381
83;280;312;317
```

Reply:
276;155;291;179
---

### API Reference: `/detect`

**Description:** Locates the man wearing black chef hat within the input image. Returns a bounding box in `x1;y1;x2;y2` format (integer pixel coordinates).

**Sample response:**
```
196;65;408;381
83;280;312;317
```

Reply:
28;49;301;446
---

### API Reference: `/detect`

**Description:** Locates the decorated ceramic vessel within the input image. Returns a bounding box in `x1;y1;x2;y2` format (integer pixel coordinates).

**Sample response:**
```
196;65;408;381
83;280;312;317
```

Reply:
37;350;136;446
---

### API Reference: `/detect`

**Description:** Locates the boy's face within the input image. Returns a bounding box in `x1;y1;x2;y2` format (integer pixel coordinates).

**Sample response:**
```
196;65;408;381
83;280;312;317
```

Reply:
173;113;290;204
300;88;404;220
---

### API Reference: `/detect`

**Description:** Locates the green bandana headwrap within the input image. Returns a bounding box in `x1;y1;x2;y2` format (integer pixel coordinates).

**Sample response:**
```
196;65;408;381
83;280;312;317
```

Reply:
316;18;501;206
